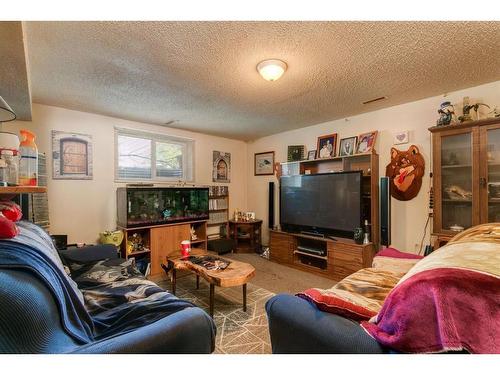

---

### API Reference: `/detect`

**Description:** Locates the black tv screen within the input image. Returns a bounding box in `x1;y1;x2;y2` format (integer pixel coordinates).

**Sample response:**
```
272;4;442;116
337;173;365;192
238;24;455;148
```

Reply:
280;171;362;237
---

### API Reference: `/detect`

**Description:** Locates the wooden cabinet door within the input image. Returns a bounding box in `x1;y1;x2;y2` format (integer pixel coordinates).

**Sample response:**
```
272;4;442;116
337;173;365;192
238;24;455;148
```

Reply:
150;224;190;275
433;126;480;234
269;232;292;263
479;123;500;223
329;242;364;280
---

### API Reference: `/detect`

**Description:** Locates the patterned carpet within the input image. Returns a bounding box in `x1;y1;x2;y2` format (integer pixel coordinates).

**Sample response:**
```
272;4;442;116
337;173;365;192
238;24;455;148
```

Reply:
158;274;275;354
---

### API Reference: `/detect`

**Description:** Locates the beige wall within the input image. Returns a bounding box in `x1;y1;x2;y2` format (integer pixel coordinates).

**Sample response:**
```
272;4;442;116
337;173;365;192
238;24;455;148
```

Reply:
4;80;500;251
5;104;248;244
247;80;500;253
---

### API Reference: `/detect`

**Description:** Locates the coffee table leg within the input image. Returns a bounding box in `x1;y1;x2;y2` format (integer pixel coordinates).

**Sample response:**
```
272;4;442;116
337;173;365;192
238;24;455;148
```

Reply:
243;283;247;312
172;268;177;295
196;275;200;289
209;284;215;317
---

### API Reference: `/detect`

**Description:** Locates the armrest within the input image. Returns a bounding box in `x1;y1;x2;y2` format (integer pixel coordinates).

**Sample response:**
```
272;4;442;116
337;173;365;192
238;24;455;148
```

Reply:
265;294;387;354
71;307;216;354
59;244;118;263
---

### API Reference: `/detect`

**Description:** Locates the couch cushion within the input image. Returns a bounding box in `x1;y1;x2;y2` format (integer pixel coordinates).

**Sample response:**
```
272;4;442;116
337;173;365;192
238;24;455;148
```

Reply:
361;223;500;353
297;268;404;321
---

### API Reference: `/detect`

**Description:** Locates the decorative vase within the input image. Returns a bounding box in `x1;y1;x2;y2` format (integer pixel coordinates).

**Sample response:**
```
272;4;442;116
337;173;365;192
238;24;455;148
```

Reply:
353;227;364;244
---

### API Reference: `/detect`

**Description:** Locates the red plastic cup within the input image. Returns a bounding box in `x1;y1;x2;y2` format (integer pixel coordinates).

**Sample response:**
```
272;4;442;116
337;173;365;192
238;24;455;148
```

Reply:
180;240;191;258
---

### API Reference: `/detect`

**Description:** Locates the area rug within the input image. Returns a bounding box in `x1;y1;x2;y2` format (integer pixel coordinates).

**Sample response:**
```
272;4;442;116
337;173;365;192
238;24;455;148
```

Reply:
158;275;274;354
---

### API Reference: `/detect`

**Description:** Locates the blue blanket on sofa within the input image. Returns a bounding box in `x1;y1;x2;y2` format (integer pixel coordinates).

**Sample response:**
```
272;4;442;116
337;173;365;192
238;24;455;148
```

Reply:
0;221;198;342
0;240;95;344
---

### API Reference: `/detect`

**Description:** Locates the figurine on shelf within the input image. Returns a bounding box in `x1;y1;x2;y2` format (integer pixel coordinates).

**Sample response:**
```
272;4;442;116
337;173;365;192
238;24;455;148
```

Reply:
190;226;198;241
487;106;500;118
457;97;490;122
436;101;455;126
444;185;473;200
458;96;473;123
470;103;490;121
127;232;145;254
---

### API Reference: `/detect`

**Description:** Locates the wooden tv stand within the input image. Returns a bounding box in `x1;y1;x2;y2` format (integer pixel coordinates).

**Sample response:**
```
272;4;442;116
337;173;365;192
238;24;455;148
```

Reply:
269;230;375;281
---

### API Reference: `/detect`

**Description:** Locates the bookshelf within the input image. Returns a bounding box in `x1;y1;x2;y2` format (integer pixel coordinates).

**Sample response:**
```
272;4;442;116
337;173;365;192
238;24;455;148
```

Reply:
208;186;229;240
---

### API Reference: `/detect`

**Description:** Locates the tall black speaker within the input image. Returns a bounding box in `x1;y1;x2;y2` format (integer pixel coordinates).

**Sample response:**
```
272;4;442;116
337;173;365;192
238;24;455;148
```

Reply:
380;177;391;247
268;182;275;229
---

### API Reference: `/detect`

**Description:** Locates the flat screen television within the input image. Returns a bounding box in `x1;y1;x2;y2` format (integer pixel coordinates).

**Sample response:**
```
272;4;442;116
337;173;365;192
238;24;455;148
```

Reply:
280;171;362;238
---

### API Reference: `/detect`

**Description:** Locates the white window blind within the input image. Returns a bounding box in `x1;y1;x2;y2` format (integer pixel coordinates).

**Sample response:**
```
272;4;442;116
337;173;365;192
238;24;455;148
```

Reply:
115;128;194;181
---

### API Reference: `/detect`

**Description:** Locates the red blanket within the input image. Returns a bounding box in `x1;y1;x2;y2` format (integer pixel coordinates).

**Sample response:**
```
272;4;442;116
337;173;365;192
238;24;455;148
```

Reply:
361;235;500;354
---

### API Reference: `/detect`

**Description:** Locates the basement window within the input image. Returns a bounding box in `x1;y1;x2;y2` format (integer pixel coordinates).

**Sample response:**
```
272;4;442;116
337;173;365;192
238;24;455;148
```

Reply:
115;128;194;182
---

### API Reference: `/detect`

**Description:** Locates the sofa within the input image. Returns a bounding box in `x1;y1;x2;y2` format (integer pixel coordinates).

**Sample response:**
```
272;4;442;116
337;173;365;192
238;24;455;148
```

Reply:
266;223;499;354
0;220;216;354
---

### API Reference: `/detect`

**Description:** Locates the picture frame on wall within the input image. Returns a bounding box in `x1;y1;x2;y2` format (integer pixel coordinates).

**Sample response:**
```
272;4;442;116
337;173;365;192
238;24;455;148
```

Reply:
254;151;275;176
316;133;338;158
52;130;93;180
213;151;231;183
356;131;378;154
307;150;317;160
287;145;305;161
393;130;409;145
339;136;357;157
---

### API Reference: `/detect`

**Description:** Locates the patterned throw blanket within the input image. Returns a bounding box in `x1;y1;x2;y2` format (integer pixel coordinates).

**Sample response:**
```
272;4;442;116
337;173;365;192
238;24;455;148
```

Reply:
361;223;500;353
1;221;199;342
68;258;198;339
297;268;404;321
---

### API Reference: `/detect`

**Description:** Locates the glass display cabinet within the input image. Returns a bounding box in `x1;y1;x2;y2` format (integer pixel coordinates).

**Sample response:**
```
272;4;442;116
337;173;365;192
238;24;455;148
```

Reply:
430;118;500;247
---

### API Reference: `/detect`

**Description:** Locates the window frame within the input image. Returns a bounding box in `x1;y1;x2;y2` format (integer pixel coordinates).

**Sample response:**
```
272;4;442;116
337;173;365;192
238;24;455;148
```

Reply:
114;127;195;182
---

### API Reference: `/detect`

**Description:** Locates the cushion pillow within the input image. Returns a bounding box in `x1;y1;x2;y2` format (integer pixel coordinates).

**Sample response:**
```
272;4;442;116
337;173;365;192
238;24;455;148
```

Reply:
375;247;424;259
0;201;22;238
297;267;404;321
372;247;423;274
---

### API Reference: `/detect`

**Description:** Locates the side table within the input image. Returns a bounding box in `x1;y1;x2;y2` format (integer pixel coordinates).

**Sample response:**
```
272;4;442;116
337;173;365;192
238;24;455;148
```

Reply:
229;219;262;253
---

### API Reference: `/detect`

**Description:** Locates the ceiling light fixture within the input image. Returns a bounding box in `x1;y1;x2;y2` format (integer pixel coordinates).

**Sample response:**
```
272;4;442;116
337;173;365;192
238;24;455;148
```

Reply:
257;59;287;82
0;96;16;122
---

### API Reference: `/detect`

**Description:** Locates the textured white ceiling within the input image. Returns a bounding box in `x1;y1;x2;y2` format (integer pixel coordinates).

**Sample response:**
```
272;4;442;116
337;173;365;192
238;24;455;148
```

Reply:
23;21;500;140
0;22;31;121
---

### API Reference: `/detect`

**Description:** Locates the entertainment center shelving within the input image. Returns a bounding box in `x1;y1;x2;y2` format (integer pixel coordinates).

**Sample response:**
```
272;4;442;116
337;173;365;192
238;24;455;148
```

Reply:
270;151;379;280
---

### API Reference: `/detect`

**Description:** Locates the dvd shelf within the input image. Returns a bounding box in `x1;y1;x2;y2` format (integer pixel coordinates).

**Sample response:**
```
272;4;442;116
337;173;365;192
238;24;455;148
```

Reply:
208;186;229;238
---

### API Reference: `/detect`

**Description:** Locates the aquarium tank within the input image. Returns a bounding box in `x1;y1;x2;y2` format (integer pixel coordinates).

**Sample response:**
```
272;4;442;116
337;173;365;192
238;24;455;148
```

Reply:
117;186;209;228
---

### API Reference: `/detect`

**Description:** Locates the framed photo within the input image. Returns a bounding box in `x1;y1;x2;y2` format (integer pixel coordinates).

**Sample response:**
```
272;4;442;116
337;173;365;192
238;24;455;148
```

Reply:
307;150;317;160
287;145;305;161
356;131;378;154
339;136;357;157
316;133;338;158
393;130;409;145
213;151;231;183
254;151;275;176
52;130;93;180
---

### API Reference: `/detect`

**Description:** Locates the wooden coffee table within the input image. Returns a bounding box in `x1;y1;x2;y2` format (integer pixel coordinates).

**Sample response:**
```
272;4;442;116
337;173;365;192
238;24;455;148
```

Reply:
167;252;255;317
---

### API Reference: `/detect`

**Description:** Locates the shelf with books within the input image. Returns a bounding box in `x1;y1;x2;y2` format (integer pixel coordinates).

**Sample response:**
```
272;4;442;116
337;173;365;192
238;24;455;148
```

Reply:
208;186;229;239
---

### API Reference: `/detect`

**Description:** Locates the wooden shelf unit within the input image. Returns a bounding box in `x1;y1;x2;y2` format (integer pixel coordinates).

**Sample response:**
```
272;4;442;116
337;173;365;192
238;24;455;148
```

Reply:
229;219;262;253
430;118;500;248
119;219;208;277
269;230;375;281
0;186;47;195
207;186;229;240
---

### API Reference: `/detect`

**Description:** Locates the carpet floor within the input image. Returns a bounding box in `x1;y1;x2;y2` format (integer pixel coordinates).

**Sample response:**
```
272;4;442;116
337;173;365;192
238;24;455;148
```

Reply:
157;253;335;354
225;253;335;294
